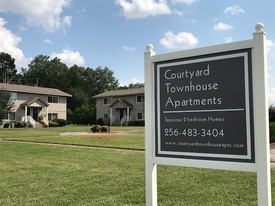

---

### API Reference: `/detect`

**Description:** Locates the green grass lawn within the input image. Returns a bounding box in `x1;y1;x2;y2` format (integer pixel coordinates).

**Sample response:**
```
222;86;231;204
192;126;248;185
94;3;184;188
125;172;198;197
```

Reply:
0;125;274;205
0;142;145;206
0;126;145;149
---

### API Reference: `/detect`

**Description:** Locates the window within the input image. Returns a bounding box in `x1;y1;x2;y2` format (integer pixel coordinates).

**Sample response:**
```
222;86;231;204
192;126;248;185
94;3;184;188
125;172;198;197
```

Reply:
48;96;59;103
137;112;144;120
8;112;15;120
136;95;144;103
103;98;112;105
3;112;15;120
48;113;58;120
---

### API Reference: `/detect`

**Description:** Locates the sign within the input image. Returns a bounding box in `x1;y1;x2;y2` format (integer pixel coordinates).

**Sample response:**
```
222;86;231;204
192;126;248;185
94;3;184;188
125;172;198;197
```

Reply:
146;24;271;206
155;49;254;162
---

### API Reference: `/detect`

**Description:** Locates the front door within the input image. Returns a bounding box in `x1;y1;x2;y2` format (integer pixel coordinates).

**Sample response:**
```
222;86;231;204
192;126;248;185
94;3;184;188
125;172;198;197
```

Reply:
33;108;39;121
120;109;124;120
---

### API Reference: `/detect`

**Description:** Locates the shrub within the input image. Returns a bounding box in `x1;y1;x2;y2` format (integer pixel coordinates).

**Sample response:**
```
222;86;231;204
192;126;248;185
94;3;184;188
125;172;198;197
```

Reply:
270;122;275;143
101;126;108;132
53;119;67;127
91;125;100;133
49;120;59;127
3;122;9;128
14;121;27;128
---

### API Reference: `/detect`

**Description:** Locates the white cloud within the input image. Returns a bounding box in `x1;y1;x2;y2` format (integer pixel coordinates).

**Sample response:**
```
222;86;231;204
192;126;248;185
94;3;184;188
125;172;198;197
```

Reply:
44;38;53;44
119;77;142;87
51;49;85;67
224;5;244;15
123;45;136;52
116;0;171;19
0;0;72;32
225;36;233;43
132;77;140;83
160;31;199;49
0;18;29;68
119;81;127;87
171;0;196;5
213;22;233;31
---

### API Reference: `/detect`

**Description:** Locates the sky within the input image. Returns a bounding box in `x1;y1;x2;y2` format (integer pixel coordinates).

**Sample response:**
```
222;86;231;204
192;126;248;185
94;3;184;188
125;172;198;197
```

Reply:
0;0;275;104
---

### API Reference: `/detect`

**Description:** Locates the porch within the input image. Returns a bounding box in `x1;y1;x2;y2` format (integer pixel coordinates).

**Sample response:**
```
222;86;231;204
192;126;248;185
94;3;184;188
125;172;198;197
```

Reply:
20;97;49;128
109;99;133;126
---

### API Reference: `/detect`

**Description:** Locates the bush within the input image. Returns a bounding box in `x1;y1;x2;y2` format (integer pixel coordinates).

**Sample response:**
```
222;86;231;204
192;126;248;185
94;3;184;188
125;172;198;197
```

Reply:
101;126;108;132
67;120;73;125
270;122;275;143
14;121;27;128
53;119;67;127
3;122;9;128
91;125;100;133
49;120;59;127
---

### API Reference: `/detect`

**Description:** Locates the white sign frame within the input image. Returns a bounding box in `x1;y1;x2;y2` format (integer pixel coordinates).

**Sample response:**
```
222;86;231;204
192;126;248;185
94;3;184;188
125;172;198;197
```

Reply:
144;24;271;205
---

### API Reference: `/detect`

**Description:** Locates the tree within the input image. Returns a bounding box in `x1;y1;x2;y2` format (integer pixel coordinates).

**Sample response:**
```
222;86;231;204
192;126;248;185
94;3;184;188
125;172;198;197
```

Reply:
67;86;89;111
269;105;275;122
72;105;96;124
0;52;16;83
23;55;69;91
86;67;118;96
0;91;14;121
118;83;144;90
128;83;144;89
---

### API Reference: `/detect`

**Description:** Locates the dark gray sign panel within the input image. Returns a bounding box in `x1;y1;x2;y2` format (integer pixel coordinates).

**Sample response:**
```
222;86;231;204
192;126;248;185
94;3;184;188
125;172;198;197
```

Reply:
155;49;254;162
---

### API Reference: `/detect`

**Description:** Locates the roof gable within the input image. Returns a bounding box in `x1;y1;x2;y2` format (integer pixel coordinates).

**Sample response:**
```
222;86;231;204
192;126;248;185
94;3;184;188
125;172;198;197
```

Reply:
21;97;49;107
0;83;72;97
110;99;133;109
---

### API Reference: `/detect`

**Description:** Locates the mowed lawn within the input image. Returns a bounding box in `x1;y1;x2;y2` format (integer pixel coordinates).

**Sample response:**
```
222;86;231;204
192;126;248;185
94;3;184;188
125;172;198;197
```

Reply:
0;126;145;150
0;125;275;205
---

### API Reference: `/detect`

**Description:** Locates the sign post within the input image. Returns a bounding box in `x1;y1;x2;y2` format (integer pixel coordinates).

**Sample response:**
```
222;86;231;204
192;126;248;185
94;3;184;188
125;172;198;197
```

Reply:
144;44;157;206
145;24;271;205
252;24;271;206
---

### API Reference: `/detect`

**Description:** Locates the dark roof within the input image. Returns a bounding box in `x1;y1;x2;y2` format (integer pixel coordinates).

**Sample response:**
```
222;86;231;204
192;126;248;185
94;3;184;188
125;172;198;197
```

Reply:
93;88;144;98
0;83;72;97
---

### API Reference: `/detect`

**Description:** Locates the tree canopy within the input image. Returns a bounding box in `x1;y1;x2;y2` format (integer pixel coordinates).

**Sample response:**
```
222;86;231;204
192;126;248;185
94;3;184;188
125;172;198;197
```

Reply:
269;105;275;122
0;52;16;83
0;91;14;121
22;55;69;90
18;55;120;110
